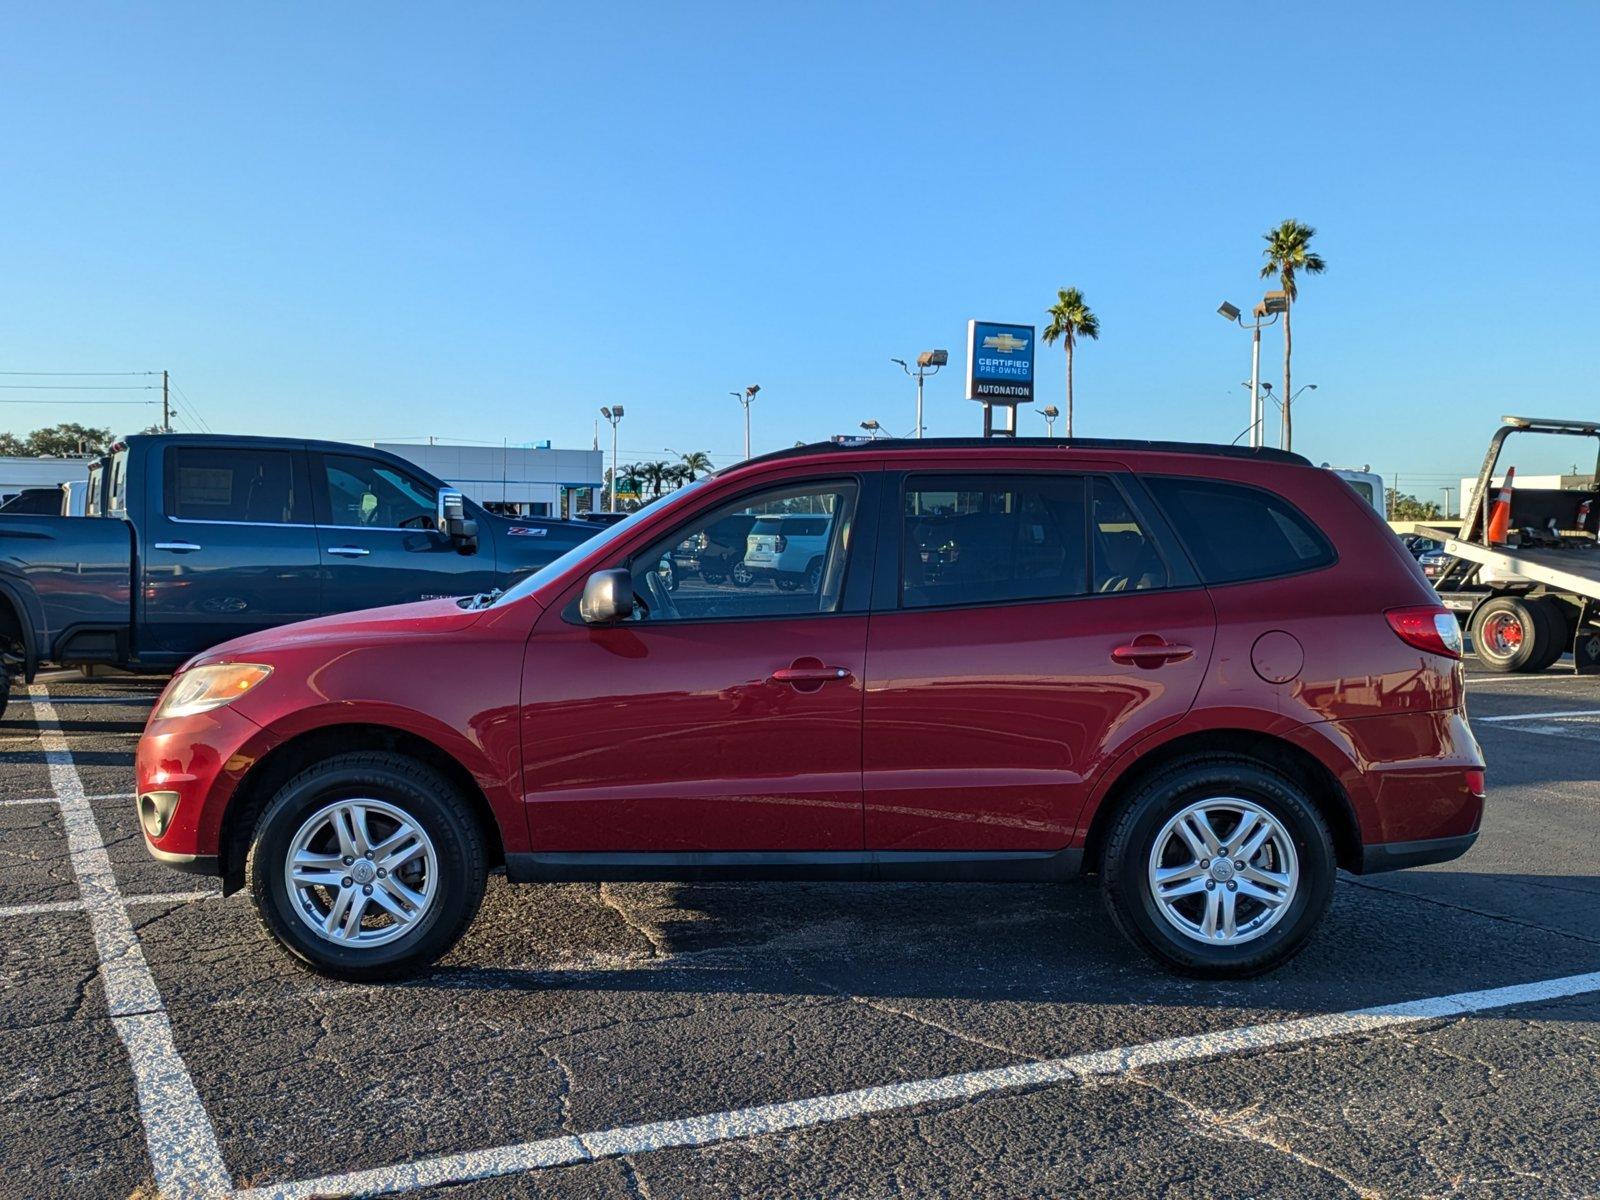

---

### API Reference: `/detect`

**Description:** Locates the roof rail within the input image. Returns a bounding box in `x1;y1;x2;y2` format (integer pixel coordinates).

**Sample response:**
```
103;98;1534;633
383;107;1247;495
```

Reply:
738;436;1311;470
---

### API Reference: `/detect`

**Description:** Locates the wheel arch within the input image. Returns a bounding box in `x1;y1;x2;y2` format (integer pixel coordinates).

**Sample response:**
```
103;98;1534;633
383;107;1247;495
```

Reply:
217;723;505;895
1082;727;1362;875
0;576;41;680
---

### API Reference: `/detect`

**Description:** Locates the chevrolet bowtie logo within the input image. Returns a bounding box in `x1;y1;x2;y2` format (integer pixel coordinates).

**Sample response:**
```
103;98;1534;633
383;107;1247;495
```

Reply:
982;333;1029;353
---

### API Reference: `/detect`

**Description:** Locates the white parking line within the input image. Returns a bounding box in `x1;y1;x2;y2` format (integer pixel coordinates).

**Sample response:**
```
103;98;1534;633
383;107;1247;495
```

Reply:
0;892;219;920
0;899;87;917
237;969;1600;1200
29;687;233;1198
6;695;156;705
0;792;136;808
1479;709;1600;722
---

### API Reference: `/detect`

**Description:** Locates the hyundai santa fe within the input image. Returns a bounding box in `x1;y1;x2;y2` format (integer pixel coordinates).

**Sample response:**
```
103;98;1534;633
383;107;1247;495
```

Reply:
136;438;1484;980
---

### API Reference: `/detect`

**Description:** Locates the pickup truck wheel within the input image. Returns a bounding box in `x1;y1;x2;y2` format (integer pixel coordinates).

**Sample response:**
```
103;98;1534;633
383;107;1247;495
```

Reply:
247;752;487;980
0;664;10;722
1471;596;1551;673
1101;757;1335;978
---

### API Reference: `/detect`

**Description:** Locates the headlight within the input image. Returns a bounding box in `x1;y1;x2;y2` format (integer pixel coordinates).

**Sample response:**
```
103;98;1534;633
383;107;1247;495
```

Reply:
153;663;273;719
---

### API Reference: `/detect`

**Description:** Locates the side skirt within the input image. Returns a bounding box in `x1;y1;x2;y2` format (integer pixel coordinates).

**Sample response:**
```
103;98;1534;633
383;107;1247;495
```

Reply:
505;848;1085;884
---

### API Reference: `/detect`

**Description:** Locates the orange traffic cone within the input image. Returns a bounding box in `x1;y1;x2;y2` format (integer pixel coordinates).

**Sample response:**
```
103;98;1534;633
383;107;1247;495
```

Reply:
1486;466;1516;545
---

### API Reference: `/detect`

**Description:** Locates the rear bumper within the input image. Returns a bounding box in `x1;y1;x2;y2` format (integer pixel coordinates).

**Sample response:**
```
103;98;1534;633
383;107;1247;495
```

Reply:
1355;831;1479;874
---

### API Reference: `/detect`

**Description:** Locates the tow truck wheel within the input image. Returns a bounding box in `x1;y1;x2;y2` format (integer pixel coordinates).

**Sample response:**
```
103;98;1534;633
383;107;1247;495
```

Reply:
1530;598;1572;672
1471;596;1555;673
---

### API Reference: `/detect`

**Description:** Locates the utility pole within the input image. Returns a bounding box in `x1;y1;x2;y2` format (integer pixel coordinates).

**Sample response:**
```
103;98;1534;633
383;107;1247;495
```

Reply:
162;370;171;433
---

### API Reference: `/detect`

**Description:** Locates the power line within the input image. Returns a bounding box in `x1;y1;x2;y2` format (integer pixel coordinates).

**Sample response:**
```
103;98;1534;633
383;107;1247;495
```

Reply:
0;397;156;406
0;384;159;391
0;370;159;377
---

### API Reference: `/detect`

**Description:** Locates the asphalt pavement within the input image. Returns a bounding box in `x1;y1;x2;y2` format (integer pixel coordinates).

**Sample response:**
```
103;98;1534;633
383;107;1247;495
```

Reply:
3;664;1600;1199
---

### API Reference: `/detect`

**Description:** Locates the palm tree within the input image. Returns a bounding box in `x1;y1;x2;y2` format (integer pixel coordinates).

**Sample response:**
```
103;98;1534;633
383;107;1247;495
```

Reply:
678;450;713;482
640;460;673;497
1259;220;1326;452
1041;288;1099;438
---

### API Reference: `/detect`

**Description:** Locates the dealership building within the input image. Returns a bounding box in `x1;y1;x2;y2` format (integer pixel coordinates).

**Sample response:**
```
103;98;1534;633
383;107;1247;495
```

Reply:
376;442;604;518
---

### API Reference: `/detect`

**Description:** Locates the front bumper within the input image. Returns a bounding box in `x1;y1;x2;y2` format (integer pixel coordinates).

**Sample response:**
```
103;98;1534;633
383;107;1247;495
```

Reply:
135;700;272;872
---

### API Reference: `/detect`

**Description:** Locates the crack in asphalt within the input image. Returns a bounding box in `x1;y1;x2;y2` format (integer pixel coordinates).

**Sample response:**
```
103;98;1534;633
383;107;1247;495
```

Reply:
1344;876;1600;948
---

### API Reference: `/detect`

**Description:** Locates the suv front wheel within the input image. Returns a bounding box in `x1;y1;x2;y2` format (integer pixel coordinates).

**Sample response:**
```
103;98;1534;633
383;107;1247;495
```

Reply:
1100;757;1335;977
247;751;487;980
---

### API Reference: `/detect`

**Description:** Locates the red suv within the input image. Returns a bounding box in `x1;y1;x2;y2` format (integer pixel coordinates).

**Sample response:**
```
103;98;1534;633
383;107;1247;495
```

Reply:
137;439;1484;979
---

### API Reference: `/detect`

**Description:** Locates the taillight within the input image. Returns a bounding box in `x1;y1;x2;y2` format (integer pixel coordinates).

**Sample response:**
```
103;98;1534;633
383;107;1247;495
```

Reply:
1464;768;1486;797
774;535;788;552
1386;605;1463;658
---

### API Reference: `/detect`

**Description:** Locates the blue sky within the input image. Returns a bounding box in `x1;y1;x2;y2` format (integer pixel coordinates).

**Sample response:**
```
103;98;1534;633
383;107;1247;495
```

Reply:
4;3;1597;499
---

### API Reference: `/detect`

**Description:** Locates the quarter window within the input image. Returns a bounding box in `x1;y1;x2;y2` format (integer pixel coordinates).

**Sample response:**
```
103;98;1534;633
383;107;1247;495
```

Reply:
164;447;306;524
1143;476;1334;584
901;474;1087;608
628;480;859;622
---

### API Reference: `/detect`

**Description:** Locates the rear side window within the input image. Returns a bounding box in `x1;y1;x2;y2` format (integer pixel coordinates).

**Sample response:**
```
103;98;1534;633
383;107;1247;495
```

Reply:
902;474;1087;608
165;446;307;524
1144;476;1334;584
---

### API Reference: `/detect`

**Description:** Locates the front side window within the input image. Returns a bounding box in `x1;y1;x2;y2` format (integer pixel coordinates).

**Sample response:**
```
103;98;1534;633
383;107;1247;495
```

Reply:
323;455;438;529
165;447;305;524
628;479;859;622
1143;475;1334;584
901;474;1087;608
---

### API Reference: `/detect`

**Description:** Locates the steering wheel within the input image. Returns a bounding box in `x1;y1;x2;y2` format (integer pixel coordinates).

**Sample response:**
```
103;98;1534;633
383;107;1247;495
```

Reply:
399;512;435;530
642;565;679;621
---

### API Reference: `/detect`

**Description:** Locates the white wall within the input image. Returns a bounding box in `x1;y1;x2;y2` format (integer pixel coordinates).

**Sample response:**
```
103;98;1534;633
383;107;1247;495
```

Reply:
375;443;604;516
0;456;90;499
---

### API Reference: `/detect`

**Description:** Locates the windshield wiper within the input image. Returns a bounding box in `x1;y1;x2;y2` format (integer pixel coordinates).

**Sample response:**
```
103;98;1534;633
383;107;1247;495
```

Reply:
459;588;504;610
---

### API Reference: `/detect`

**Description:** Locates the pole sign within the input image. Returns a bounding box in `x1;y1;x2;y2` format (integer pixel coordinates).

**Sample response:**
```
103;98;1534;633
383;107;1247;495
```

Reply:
965;320;1035;404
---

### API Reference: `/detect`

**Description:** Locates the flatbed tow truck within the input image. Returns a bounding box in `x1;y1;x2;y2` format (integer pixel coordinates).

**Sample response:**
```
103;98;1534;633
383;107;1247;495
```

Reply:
1420;416;1600;674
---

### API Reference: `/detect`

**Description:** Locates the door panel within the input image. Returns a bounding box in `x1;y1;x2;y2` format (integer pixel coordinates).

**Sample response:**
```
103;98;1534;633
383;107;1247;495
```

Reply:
313;452;496;612
517;473;873;853
863;590;1215;850
521;612;868;851
862;469;1215;851
139;443;321;657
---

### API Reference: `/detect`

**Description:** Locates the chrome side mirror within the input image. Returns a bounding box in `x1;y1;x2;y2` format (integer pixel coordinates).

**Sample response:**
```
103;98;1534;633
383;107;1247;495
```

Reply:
436;488;478;554
579;568;634;624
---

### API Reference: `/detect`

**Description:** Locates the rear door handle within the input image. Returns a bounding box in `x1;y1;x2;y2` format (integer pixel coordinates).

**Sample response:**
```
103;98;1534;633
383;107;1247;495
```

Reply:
153;541;202;553
1111;639;1194;666
327;546;372;558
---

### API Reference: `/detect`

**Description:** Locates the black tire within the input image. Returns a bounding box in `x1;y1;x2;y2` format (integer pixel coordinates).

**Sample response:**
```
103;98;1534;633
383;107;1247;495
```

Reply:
247;751;487;980
804;559;823;592
1529;597;1571;672
1470;595;1551;673
0;663;10;722
773;574;800;592
1101;756;1336;978
730;562;755;587
700;564;727;584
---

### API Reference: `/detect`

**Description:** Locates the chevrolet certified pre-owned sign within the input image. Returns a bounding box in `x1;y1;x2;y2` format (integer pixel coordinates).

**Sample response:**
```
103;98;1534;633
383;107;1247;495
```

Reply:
965;320;1035;403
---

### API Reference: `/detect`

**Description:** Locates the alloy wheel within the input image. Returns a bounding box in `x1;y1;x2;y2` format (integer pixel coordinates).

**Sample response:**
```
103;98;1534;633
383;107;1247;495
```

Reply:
284;798;439;947
1146;798;1299;945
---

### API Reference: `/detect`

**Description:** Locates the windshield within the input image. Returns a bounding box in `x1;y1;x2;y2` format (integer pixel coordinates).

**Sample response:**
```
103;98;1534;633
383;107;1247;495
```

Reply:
492;475;716;606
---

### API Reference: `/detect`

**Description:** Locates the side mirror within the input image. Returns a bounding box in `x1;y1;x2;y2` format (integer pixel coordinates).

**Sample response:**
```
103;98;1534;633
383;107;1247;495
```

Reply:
436;488;479;554
578;568;634;624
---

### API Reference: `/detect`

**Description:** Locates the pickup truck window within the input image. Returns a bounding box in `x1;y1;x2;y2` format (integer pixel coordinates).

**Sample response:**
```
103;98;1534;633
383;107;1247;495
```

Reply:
165;446;308;524
322;455;438;529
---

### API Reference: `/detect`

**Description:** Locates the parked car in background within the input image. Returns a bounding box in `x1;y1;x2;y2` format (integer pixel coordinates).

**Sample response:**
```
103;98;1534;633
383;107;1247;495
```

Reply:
0;433;600;717
0;486;66;515
744;512;834;590
670;511;757;587
138;436;1482;982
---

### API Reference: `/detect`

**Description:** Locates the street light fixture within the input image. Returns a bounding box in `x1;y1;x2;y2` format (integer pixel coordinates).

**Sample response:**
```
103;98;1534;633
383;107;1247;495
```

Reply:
599;405;625;513
1036;404;1060;437
859;419;882;439
892;349;948;438
1216;295;1284;449
732;385;761;459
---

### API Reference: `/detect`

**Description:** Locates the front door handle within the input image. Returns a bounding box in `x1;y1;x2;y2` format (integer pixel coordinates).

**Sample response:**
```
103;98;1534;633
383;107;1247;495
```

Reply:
1111;637;1194;667
327;545;372;558
153;541;202;553
770;659;854;690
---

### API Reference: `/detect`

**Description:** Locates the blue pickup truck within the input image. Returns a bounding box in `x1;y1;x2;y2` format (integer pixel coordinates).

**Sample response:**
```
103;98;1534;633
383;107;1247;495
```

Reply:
0;433;601;717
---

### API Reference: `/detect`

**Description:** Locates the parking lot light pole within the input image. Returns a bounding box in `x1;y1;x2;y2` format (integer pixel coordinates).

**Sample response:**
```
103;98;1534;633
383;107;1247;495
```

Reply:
600;405;624;512
859;419;882;440
891;350;948;438
1217;297;1285;449
733;385;761;459
1036;404;1060;437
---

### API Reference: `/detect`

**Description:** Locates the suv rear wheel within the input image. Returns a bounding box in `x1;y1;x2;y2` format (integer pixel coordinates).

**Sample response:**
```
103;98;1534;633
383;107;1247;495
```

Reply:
247;751;487;980
1101;757;1335;977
